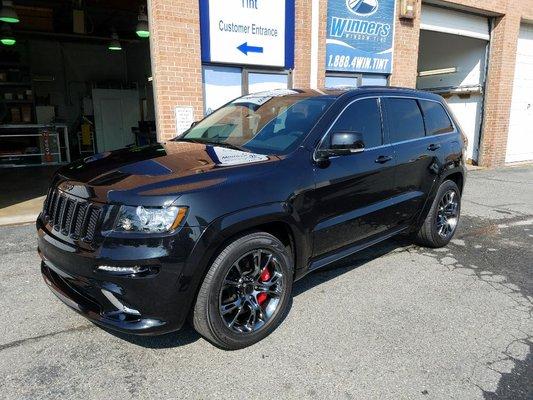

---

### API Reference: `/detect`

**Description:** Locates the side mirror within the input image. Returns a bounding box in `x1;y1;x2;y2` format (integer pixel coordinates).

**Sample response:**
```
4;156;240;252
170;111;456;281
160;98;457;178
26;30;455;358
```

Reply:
190;121;199;129
316;131;365;160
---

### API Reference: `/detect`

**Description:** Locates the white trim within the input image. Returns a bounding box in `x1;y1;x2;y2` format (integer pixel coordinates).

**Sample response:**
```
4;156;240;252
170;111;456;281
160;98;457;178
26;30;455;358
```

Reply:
310;0;320;89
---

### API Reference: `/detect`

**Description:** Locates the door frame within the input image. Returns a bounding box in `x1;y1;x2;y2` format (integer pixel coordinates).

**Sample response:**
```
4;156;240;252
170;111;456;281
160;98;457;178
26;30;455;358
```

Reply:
242;68;293;95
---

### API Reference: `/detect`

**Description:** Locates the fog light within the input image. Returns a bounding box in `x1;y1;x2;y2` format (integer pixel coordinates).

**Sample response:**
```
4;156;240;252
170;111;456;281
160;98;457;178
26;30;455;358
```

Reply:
97;265;147;275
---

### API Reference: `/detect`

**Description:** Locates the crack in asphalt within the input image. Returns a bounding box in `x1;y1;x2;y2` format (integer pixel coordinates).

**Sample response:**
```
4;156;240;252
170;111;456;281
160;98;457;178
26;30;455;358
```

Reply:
0;324;94;352
469;176;533;185
410;214;533;400
462;199;531;216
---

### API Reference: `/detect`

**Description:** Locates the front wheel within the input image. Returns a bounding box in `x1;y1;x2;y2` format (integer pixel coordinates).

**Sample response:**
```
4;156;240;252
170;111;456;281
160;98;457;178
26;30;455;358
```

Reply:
415;180;461;248
192;232;293;350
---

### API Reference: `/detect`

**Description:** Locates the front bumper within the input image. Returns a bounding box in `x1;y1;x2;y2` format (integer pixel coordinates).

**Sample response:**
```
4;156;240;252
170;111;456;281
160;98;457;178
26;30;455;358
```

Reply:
41;259;167;334
37;217;204;335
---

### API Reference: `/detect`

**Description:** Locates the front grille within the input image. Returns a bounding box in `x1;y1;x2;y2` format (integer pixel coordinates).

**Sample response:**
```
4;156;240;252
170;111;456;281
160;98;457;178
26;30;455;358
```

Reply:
43;188;103;244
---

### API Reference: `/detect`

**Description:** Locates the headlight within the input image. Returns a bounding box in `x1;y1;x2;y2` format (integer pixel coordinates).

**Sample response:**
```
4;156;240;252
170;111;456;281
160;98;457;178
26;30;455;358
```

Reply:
114;206;188;233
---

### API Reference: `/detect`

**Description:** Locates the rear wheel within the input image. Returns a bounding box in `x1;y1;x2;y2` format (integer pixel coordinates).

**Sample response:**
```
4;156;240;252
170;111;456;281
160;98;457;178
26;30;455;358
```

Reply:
192;232;293;350
415;180;461;248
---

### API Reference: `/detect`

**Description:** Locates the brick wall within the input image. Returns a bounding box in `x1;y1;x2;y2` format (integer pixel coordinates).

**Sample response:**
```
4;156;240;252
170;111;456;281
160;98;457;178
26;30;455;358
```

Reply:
147;0;533;166
292;0;312;87
293;0;326;88
148;0;203;142
389;1;421;88
478;12;521;167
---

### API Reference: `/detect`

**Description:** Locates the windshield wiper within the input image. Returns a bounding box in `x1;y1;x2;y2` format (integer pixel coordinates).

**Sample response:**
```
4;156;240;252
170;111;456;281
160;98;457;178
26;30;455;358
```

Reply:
172;137;203;144
206;141;248;152
173;137;248;152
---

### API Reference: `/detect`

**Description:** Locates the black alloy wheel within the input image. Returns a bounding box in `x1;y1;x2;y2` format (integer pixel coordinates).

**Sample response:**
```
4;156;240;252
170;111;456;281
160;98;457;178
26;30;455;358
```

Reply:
435;189;459;239
193;231;293;350
219;249;284;333
415;180;461;248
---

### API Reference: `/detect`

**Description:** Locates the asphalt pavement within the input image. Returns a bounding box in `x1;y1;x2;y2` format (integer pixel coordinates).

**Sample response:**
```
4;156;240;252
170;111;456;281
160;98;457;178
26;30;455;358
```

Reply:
0;166;532;400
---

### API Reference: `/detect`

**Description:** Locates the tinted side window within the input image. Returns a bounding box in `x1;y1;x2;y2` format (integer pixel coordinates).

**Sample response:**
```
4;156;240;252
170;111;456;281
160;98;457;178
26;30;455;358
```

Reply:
419;100;454;135
327;98;382;148
384;98;425;143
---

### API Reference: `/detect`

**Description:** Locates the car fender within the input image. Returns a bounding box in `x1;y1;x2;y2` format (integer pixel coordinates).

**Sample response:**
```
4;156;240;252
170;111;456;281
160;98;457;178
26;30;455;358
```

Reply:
414;164;466;231
173;201;310;317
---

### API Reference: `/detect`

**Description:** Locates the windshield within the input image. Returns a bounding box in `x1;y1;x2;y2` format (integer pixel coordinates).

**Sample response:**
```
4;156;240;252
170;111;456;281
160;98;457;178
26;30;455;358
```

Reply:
177;93;334;155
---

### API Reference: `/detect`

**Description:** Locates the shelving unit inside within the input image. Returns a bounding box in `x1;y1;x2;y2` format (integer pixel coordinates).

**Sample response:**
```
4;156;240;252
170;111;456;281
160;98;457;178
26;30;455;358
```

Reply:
0;49;35;126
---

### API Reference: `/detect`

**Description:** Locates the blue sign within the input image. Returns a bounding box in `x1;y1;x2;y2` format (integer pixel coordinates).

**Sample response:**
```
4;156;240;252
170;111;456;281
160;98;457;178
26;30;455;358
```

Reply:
326;0;395;74
199;0;294;69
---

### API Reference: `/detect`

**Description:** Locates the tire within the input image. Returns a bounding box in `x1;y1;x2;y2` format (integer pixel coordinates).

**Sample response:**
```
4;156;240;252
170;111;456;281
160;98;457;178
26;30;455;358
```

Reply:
415;180;461;248
192;231;293;350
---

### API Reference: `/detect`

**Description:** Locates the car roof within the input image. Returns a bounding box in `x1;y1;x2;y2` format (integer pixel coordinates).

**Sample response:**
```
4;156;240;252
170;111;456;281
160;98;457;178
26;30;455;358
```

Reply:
246;87;443;102
344;86;443;100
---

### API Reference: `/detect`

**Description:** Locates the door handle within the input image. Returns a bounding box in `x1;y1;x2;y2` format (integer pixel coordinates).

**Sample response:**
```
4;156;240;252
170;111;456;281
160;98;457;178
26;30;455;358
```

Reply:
427;143;441;151
375;155;393;164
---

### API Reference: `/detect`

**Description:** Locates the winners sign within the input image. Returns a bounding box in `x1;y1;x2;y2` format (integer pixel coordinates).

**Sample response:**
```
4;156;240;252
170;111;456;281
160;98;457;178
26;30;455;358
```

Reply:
326;0;395;74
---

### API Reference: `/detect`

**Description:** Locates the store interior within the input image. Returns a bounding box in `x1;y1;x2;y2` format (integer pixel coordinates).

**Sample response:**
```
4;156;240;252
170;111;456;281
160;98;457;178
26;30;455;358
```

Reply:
0;0;154;222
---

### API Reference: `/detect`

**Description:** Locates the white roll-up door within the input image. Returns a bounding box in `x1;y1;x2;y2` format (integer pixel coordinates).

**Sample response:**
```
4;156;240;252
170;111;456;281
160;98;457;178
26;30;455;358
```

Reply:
421;5;490;40
419;5;490;163
506;23;533;163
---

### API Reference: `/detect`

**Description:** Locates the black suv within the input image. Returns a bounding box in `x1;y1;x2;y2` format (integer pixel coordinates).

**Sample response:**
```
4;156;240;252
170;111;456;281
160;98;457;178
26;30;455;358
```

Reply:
37;87;466;349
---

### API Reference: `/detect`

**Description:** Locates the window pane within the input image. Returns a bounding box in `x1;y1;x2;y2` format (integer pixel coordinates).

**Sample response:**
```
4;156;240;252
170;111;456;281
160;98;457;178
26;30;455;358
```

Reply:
248;73;288;94
325;75;358;89
384;98;425;142
203;66;242;115
361;74;388;86
419;100;454;135
327;98;382;148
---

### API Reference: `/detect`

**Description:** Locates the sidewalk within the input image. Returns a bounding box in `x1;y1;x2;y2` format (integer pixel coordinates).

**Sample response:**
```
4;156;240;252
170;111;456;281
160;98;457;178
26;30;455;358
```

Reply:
0;166;57;226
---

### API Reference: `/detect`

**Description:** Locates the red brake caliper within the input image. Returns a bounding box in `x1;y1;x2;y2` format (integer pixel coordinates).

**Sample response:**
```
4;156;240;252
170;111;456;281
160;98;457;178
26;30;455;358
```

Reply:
257;266;271;307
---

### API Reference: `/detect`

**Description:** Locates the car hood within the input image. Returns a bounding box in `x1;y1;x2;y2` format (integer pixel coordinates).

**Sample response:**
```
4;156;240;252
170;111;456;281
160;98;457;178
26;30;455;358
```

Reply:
54;142;282;206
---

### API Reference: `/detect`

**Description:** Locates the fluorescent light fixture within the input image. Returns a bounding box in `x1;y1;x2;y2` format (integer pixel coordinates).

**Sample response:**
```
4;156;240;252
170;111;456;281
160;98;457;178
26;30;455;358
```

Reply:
1;37;15;45
418;67;457;77
0;22;15;45
0;1;19;24
136;6;149;38
108;31;122;51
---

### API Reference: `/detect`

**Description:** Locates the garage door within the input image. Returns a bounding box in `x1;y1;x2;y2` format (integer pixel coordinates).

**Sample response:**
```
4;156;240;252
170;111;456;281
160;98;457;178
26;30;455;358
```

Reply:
420;5;490;40
506;24;533;163
419;5;489;163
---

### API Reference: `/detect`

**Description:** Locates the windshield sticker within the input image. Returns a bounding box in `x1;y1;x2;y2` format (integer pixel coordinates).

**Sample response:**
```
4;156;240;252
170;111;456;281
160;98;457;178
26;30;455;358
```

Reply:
206;146;269;166
233;89;299;106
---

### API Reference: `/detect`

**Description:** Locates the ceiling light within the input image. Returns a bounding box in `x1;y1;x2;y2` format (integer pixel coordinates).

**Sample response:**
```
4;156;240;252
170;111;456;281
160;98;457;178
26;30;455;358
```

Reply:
136;5;149;38
108;31;122;51
0;23;15;45
418;67;457;77
0;1;19;24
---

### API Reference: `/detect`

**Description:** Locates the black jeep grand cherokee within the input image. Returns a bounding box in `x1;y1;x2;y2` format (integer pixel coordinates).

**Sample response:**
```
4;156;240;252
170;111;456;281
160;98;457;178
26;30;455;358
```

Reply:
37;87;466;349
